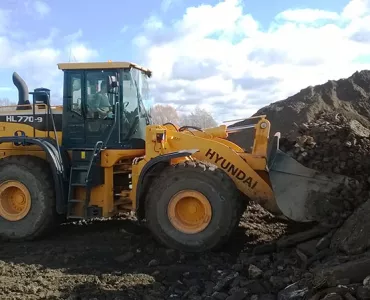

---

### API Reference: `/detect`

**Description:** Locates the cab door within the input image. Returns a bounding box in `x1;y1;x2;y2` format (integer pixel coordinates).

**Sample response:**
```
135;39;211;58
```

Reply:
62;71;86;148
83;69;119;149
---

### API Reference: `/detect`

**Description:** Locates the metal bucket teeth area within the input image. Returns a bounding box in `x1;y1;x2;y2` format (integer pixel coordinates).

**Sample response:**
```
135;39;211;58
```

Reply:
269;149;349;223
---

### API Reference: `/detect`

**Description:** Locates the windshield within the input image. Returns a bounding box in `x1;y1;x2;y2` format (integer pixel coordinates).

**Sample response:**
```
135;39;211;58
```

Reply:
121;69;139;115
120;68;152;139
130;68;152;116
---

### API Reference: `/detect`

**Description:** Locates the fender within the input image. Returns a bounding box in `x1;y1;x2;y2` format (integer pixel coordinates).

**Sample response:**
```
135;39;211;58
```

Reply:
0;136;68;214
135;149;198;217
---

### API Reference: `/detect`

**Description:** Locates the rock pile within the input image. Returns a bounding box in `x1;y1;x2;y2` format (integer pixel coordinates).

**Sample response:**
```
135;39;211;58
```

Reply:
277;112;370;226
263;111;370;299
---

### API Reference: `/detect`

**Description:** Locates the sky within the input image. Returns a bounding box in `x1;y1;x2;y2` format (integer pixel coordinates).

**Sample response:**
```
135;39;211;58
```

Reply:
0;0;369;123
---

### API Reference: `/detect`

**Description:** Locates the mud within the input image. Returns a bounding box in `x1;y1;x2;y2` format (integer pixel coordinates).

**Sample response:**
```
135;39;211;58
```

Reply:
0;206;300;300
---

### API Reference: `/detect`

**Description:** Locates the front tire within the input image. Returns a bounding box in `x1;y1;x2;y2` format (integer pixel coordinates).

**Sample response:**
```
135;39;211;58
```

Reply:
0;156;57;241
145;161;243;252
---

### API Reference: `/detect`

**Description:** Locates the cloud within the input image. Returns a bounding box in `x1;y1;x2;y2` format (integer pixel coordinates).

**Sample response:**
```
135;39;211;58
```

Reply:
67;44;98;62
161;0;180;12
120;26;129;33
32;1;51;17
0;9;10;34
64;29;83;43
275;9;340;23
0;17;98;104
132;0;370;123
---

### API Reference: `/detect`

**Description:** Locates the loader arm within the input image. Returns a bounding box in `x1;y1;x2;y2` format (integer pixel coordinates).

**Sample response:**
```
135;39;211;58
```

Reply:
168;133;280;215
136;118;283;216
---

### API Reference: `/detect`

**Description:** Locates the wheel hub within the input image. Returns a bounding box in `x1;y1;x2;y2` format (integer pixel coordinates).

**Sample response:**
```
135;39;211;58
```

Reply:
167;190;212;234
0;180;31;221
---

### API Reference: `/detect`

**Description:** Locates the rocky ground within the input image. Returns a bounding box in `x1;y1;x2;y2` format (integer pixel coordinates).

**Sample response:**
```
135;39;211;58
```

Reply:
0;206;304;300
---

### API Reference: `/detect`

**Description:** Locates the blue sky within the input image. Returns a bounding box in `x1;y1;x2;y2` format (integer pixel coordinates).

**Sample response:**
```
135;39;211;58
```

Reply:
0;0;369;121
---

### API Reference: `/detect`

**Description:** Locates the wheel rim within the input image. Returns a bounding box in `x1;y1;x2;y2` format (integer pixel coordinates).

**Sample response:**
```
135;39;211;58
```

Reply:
0;180;31;221
167;190;212;234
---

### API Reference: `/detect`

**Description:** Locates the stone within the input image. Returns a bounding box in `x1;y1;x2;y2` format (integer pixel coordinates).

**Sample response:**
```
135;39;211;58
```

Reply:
314;256;370;287
226;289;248;300
357;286;370;300
259;294;276;300
277;226;330;249
316;232;333;250
277;282;309;300
244;280;267;294
269;276;286;291
297;238;319;257
148;259;159;267
248;265;263;279
253;243;277;255
344;293;357;300
211;292;229;300
322;293;343;300
114;252;134;263
331;200;370;255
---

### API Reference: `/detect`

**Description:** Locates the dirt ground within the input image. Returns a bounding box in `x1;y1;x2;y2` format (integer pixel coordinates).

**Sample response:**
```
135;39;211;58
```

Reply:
0;205;308;300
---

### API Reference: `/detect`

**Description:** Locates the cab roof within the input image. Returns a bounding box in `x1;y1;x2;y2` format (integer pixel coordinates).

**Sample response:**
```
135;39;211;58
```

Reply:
57;61;152;77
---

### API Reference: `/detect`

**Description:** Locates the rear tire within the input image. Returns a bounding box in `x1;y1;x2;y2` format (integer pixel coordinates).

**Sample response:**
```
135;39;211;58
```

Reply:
145;161;243;252
0;156;57;241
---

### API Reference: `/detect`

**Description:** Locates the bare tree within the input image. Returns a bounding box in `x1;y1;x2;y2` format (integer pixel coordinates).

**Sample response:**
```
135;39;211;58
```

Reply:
149;104;181;124
0;98;16;106
0;98;17;111
180;107;218;129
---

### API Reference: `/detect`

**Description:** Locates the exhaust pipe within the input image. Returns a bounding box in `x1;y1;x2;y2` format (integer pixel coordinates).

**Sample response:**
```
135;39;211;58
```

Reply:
12;72;29;106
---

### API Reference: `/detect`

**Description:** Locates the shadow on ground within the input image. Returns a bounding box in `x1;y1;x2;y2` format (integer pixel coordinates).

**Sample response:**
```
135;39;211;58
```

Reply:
0;208;313;299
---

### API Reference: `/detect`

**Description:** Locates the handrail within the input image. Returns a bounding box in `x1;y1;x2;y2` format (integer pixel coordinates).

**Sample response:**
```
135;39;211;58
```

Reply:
29;90;64;173
85;140;103;183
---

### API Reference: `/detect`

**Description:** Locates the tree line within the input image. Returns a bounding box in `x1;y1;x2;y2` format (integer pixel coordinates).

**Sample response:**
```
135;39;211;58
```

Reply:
0;98;219;129
148;104;218;129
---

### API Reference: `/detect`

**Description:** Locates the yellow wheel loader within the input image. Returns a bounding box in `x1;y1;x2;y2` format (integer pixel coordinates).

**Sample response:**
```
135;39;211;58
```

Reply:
0;61;347;252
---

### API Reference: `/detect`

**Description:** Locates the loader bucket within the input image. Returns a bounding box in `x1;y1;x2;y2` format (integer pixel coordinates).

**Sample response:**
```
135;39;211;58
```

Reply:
267;133;349;223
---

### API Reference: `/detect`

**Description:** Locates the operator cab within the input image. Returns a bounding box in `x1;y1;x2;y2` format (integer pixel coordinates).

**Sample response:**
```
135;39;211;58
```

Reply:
59;61;152;150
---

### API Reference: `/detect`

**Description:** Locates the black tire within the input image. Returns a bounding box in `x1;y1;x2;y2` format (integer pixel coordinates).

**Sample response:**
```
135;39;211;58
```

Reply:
0;155;57;241
145;161;243;252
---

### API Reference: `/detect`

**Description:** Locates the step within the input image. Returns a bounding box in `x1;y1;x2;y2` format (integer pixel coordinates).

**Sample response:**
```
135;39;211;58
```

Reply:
72;167;89;171
68;199;84;203
67;215;84;220
71;182;87;187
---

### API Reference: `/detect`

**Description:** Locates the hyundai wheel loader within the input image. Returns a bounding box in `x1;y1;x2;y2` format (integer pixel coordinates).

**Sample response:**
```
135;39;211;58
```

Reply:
0;61;347;252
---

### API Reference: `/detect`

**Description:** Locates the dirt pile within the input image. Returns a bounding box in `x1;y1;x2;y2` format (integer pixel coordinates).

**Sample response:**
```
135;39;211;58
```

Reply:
228;70;370;151
278;112;370;226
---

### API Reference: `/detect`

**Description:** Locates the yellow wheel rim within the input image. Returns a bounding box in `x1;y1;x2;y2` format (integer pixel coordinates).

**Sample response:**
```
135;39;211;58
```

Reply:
168;190;212;234
0;180;31;221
